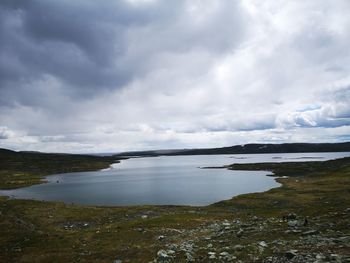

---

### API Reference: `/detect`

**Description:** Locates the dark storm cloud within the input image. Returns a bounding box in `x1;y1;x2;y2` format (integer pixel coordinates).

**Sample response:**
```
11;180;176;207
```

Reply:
0;0;146;103
1;0;349;153
0;0;244;108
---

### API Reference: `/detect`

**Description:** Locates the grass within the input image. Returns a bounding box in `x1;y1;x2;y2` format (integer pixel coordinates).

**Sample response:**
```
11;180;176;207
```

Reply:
0;149;119;189
0;151;350;262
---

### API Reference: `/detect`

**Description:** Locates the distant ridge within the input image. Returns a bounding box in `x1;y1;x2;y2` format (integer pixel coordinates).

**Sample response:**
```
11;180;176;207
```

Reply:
0;148;17;156
114;142;350;157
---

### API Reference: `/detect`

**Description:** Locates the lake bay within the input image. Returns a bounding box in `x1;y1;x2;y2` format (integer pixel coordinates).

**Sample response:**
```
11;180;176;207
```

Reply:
2;152;350;206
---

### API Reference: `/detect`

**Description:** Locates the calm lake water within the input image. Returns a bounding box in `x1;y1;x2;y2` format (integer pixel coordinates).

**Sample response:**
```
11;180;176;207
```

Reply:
2;152;350;206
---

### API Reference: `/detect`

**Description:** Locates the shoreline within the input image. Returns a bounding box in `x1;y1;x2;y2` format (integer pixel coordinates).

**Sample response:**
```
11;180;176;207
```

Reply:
1;153;350;262
0;154;347;207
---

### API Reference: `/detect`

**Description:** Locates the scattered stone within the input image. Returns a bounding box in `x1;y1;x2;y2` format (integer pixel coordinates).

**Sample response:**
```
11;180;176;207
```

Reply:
286;213;297;220
258;241;268;248
288;220;299;227
114;259;122;263
141;215;148;219
185;252;194;262
285;229;302;234
135;227;144;232
236;228;244;238
157;235;166;241
157;250;173;261
302;230;318;236
219;251;236;261
316;253;326;260
252;216;260;221
208;252;216;259
233;244;244;251
285;250;298;259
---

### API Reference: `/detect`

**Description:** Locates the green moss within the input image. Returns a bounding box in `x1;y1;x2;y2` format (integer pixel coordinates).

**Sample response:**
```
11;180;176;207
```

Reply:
0;151;119;189
1;154;350;262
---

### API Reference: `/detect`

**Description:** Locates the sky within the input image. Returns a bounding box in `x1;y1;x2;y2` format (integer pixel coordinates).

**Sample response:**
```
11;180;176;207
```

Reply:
0;0;350;153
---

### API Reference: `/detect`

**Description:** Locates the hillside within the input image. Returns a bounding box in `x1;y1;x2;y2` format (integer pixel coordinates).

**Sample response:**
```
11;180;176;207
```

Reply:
114;142;350;157
0;149;119;189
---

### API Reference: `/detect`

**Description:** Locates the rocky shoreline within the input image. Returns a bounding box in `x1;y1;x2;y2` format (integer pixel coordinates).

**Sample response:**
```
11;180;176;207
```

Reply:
152;210;350;262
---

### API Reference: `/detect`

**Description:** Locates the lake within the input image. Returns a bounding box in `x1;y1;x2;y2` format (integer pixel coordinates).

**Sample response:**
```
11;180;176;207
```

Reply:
1;152;350;206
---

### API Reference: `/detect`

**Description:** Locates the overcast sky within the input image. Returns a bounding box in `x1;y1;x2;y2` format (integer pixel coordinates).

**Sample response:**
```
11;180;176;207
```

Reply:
0;0;350;153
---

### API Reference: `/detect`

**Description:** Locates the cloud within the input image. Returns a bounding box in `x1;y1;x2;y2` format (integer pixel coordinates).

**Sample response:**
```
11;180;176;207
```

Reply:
0;0;349;152
0;126;15;139
276;85;350;128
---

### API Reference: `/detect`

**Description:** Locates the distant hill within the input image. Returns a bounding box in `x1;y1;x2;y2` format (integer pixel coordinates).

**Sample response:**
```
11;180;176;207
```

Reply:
0;148;17;156
0;148;119;189
114;142;350;157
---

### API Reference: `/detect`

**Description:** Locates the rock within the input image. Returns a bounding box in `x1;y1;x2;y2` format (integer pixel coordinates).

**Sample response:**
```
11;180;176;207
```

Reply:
185;252;194;262
252;216;259;221
302;230;318;236
316;254;325;259
233;244;244;251
258;241;268;248
285;250;298;259
114;260;122;263
167;244;178;251
157;250;173;261
285;229;301;234
287;220;299;227
236;228;244;238
286;213;297;220
219;251;236;260
157;235;166;241
208;252;216;259
141;215;148;219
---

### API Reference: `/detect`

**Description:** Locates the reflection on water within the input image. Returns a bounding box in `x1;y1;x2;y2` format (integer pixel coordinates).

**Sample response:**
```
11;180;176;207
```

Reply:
1;152;350;206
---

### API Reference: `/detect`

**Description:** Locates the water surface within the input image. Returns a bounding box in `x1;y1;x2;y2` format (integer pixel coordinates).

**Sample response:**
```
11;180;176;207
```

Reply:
1;152;350;206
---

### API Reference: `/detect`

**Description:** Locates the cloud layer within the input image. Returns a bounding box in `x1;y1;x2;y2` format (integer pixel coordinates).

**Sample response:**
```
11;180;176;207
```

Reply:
1;0;350;153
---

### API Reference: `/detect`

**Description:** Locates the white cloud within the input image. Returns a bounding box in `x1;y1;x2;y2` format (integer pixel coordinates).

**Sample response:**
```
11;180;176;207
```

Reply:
0;0;349;152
